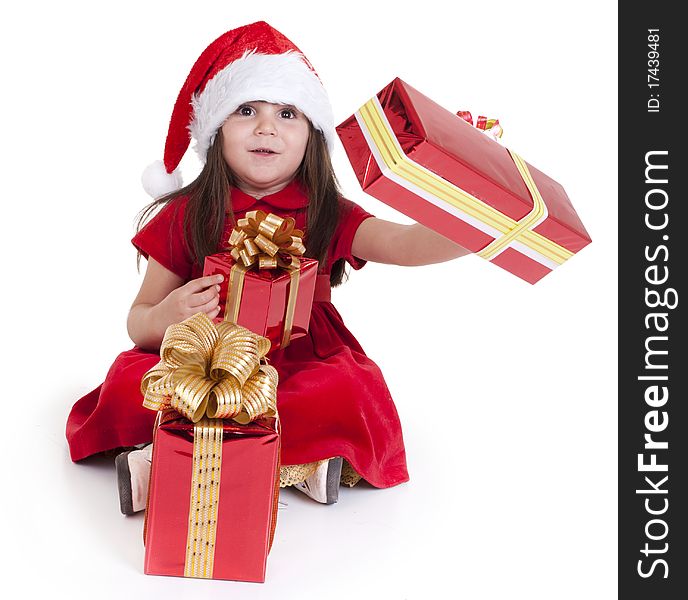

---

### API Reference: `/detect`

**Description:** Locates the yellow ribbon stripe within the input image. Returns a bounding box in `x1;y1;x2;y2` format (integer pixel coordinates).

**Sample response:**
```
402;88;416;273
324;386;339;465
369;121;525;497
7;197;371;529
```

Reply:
185;417;223;579
476;150;547;260
357;98;574;265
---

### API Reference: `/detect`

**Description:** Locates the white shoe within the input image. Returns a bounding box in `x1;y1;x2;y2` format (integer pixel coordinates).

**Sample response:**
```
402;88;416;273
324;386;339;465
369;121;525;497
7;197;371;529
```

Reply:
115;443;152;515
293;457;343;505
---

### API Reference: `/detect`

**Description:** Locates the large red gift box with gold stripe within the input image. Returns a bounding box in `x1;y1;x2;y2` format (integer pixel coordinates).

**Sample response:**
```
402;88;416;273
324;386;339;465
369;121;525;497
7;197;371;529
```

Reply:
143;409;280;582
336;78;591;284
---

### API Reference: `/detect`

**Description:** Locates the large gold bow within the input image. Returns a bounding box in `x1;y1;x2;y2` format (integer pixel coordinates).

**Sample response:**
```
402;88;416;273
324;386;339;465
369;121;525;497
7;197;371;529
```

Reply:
141;312;277;424
228;210;305;270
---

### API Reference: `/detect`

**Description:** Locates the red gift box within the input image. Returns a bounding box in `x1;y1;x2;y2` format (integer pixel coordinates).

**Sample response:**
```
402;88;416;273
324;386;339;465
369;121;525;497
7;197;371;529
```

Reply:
336;77;592;284
203;254;317;352
143;409;280;582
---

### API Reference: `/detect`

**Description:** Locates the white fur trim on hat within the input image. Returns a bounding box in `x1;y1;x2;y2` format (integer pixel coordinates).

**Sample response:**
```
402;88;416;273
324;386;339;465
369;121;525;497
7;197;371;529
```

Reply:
141;160;183;199
189;49;335;161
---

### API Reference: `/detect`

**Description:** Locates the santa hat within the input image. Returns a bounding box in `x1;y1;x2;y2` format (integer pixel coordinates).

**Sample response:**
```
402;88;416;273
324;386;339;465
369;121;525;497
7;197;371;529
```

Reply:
142;21;336;199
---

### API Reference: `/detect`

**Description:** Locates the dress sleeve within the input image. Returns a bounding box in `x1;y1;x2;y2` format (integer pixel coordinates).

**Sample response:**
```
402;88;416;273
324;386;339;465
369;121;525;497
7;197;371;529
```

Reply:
329;196;376;270
131;197;194;281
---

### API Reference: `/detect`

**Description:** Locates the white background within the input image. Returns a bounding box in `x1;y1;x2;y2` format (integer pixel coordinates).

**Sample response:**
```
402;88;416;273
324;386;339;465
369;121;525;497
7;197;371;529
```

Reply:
1;1;617;598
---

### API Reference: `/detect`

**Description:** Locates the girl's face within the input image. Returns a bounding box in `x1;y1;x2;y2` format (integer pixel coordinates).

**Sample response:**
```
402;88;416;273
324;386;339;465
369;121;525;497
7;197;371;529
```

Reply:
221;101;310;195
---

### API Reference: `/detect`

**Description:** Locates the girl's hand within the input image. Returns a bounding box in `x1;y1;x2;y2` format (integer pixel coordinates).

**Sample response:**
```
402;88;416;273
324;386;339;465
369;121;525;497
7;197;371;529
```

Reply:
155;274;224;325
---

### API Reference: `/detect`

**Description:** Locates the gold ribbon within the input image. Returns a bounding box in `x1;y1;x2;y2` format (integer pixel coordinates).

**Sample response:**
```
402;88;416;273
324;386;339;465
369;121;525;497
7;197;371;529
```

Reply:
356;96;574;268
225;210;305;349
141;312;278;579
476;149;547;260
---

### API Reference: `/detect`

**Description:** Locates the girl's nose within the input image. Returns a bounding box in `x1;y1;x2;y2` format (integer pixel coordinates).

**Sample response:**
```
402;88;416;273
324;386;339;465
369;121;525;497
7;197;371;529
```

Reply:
254;116;277;136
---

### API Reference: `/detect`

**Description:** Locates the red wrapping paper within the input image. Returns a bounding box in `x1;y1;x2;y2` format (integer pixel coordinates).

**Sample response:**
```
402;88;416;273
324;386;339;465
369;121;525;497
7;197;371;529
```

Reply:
143;409;280;582
336;77;592;284
203;255;317;351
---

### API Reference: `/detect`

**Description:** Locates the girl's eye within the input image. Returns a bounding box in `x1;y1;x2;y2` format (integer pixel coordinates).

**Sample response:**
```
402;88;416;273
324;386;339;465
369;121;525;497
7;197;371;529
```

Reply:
235;105;296;118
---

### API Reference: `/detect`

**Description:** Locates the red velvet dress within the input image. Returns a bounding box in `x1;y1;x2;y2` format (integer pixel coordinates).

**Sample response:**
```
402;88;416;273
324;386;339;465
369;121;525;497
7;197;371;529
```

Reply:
65;179;409;488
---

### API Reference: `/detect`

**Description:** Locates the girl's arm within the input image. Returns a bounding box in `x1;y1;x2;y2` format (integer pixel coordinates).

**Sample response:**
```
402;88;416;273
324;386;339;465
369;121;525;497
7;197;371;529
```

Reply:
127;258;184;350
351;217;471;266
127;258;223;351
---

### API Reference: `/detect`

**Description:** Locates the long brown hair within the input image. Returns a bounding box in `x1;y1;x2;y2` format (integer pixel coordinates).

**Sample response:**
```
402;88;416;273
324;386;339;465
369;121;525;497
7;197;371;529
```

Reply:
135;120;349;286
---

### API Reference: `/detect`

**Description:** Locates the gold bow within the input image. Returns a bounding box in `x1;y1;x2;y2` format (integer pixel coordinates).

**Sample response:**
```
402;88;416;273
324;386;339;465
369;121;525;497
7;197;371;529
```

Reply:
141;312;277;424
228;210;305;270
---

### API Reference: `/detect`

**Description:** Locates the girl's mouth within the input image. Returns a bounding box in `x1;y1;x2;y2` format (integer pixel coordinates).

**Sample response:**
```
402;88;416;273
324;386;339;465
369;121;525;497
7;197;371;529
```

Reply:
251;148;278;155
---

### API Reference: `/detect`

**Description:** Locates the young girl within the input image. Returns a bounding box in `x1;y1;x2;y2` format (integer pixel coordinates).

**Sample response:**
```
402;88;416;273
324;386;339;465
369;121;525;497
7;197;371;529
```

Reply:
65;21;468;512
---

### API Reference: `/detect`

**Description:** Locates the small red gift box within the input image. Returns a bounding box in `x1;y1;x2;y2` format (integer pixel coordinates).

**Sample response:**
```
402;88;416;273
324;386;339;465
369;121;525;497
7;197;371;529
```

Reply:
203;254;317;352
143;409;280;582
336;77;592;284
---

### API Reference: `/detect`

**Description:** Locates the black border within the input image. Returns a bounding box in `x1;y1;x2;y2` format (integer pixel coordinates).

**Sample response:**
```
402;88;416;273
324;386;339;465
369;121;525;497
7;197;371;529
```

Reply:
619;3;687;597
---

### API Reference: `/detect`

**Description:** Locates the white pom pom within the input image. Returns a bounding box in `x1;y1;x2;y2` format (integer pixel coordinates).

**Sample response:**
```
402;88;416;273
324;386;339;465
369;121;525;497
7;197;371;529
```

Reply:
141;160;183;198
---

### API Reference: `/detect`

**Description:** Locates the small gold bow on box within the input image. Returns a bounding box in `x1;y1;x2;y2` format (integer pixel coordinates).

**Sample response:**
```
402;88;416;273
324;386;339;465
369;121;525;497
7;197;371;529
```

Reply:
141;312;278;579
224;210;306;349
228;209;306;270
